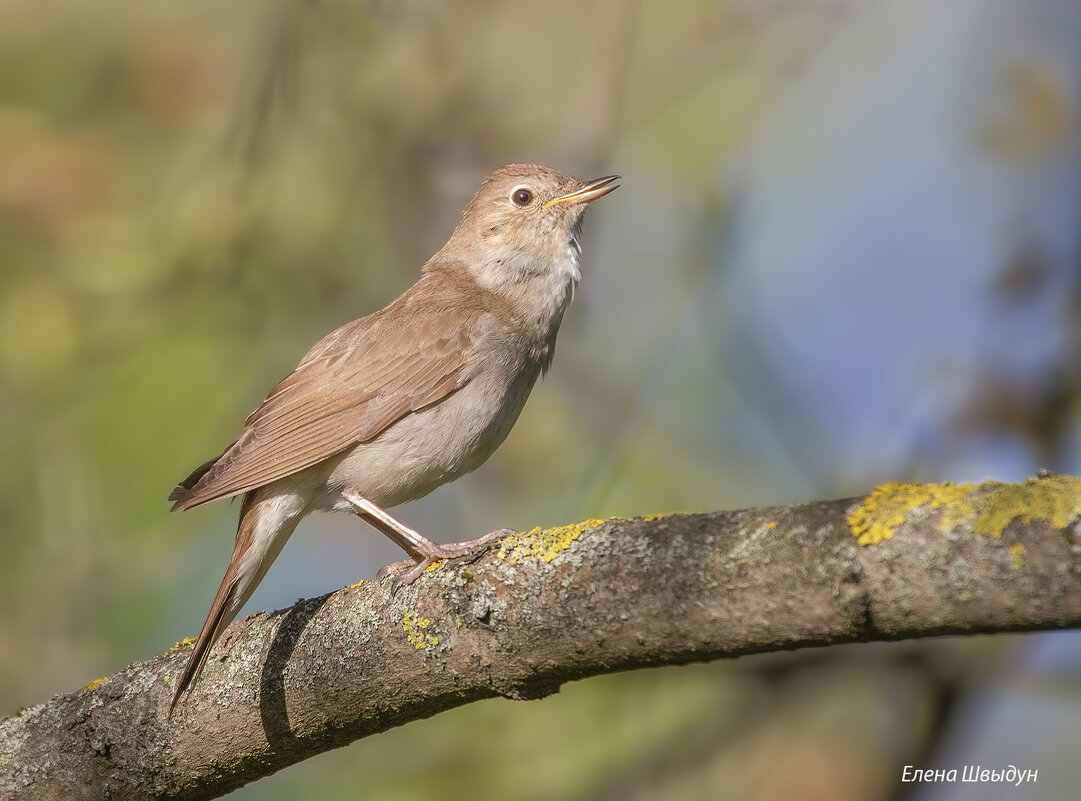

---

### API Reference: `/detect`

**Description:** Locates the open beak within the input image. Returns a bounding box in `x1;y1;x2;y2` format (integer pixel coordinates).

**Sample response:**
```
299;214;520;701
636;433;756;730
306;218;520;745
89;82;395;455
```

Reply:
543;174;621;209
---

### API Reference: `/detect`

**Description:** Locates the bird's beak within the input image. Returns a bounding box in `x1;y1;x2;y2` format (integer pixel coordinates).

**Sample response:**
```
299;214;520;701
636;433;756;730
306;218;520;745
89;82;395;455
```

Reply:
543;174;621;209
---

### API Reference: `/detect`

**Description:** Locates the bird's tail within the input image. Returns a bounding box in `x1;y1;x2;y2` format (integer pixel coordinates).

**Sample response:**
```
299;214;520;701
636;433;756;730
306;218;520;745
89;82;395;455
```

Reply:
169;490;301;713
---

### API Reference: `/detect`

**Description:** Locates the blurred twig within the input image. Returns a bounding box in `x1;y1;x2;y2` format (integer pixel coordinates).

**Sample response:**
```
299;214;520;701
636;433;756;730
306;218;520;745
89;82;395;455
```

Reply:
229;0;310;169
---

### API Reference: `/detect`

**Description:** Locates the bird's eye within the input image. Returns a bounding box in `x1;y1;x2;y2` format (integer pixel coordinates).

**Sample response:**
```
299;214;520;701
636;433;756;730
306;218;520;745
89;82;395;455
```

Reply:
512;188;534;207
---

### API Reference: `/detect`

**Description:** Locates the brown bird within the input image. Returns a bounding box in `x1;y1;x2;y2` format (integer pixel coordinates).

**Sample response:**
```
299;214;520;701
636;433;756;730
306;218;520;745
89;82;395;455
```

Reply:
168;163;619;711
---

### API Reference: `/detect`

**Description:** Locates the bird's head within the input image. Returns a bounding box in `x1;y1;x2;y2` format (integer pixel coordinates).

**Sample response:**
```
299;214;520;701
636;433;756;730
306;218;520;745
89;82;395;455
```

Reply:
440;164;620;301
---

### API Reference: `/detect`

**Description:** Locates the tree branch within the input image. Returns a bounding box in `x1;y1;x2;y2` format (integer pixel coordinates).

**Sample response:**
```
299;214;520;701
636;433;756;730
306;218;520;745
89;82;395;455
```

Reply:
2;477;1079;800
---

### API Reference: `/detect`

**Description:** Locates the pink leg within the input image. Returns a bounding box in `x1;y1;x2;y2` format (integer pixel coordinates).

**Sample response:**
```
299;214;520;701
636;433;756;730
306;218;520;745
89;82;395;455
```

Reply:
341;490;509;586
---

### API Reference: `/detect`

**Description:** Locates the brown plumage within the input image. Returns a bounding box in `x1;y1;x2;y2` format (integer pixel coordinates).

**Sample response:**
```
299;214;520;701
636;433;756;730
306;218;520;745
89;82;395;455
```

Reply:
170;269;487;512
168;164;619;712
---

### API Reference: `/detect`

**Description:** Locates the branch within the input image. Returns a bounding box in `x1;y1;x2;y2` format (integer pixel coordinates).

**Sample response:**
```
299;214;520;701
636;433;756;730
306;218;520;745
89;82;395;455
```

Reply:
2;477;1079;800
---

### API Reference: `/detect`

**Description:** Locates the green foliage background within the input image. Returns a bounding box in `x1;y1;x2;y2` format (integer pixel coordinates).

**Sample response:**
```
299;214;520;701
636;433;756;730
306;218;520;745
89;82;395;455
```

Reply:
3;1;1077;799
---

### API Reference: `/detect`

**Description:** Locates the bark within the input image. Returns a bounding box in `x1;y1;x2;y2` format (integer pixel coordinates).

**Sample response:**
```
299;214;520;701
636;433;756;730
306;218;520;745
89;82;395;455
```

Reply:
2;477;1079;800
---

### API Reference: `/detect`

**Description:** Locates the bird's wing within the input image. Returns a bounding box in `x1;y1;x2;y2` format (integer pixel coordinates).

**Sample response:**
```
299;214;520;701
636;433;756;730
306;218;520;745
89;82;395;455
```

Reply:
169;289;483;511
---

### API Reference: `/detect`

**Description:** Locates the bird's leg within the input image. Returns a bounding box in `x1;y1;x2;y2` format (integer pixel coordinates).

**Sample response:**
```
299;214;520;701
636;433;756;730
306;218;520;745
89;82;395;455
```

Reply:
341;490;509;586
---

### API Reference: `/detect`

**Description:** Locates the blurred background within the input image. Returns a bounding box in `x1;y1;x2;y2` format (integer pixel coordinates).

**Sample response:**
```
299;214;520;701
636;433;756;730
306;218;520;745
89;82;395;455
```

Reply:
1;0;1079;798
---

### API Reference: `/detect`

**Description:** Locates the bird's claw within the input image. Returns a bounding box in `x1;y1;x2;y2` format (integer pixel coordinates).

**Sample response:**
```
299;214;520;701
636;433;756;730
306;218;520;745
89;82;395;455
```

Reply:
376;528;514;589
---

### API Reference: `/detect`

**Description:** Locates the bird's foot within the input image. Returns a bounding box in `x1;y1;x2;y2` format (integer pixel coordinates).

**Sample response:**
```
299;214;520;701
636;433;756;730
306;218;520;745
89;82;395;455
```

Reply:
377;528;514;588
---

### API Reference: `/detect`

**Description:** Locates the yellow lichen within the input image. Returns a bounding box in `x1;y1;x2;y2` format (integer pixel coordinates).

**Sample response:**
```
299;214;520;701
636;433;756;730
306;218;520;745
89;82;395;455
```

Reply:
347;580;366;589
765;521;778;530
169;637;197;652
848;476;1081;546
1009;543;1026;570
424;558;445;573
402;611;438;650
85;676;109;692
496;518;609;563
641;513;671;522
848;482;941;545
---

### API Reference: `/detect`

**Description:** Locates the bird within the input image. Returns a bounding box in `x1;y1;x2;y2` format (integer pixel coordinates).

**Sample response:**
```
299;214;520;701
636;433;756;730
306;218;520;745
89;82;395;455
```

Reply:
167;163;620;711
